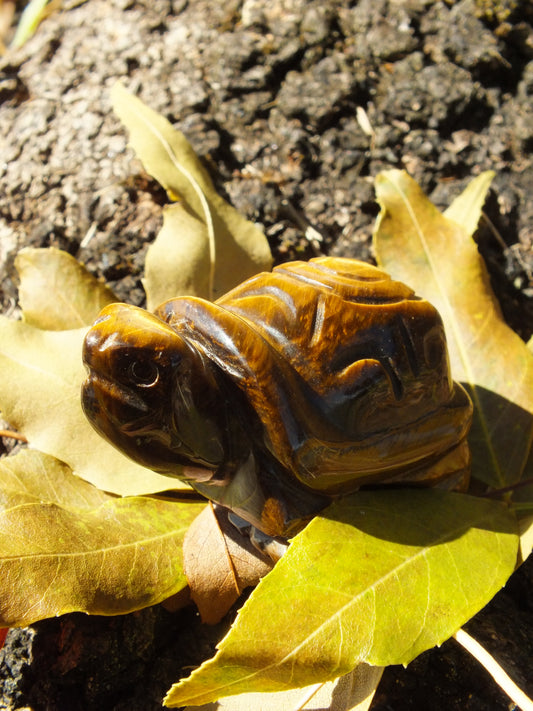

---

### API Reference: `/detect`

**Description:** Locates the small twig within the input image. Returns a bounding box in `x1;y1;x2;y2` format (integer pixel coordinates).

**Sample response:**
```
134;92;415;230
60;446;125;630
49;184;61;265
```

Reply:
453;628;533;711
80;221;97;248
0;429;27;442
280;199;324;245
480;210;508;252
480;477;533;499
62;0;90;8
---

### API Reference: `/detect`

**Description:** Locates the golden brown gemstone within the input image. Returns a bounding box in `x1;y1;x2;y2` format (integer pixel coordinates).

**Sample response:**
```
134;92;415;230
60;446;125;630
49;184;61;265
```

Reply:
82;257;472;537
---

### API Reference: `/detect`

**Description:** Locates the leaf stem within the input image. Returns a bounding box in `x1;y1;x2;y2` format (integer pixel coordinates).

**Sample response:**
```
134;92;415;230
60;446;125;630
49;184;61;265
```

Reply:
480;478;533;500
453;628;533;711
0;430;27;442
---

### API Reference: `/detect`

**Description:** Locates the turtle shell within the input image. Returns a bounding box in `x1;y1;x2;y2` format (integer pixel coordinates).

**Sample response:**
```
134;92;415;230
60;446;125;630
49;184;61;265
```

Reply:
155;257;472;492
82;257;472;537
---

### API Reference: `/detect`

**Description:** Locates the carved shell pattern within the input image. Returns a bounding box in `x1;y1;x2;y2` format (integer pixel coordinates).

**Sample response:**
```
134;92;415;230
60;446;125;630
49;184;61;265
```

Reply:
82;258;472;536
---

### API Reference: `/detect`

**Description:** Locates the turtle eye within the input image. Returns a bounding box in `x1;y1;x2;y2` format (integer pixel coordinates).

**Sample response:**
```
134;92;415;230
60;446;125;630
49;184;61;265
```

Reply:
128;360;160;387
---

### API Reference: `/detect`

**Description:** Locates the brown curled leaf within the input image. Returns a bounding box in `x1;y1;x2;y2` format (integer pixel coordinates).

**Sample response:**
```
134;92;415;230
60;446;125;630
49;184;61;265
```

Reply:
183;504;274;624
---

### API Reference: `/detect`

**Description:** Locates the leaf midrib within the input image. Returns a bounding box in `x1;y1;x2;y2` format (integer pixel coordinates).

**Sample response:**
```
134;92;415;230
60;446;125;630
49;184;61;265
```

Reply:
387;174;503;486
177;504;507;702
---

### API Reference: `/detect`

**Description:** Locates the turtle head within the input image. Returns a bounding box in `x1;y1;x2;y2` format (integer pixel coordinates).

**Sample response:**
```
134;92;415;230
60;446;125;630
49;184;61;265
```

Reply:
82;303;227;475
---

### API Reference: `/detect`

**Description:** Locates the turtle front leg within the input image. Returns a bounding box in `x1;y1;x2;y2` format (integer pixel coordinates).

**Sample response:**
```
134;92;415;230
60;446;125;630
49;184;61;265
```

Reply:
226;510;289;561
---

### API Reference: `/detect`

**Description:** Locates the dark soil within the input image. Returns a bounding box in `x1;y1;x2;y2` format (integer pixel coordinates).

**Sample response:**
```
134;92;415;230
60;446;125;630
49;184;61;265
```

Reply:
0;0;532;709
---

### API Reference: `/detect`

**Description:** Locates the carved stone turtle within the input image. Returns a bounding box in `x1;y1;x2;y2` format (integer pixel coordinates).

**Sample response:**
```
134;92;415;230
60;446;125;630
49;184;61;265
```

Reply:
82;257;472;537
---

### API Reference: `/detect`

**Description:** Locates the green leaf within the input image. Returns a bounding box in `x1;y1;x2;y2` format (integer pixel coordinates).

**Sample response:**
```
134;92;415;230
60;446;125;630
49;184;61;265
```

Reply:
15;247;117;330
143;204;211;308
110;82;272;307
373;170;533;489
164;490;518;706
0;448;110;510
184;665;384;711
0;450;205;626
0;317;185;496
518;514;533;564
443;171;495;236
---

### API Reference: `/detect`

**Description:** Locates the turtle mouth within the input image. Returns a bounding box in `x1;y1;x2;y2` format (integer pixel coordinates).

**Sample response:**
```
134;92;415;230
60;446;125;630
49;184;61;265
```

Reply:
83;373;149;415
81;375;204;474
81;373;151;446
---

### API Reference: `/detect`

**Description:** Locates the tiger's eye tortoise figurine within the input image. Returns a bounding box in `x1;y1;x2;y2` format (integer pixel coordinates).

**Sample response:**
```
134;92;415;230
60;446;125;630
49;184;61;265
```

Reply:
82;257;472;539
